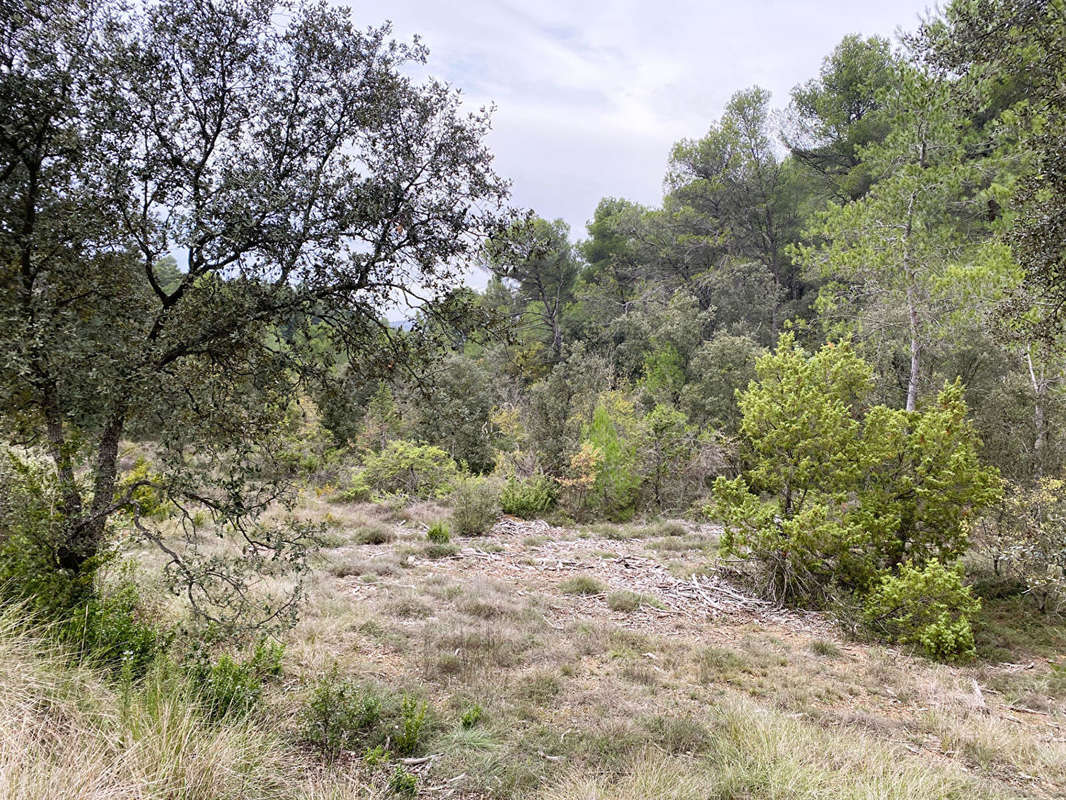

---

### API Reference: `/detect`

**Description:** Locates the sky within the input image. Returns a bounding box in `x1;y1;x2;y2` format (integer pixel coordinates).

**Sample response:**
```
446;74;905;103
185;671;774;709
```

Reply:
347;0;935;270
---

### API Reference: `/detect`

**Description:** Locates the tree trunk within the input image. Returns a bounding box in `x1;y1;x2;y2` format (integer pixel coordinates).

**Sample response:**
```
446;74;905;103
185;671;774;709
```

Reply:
906;284;920;413
1026;345;1048;478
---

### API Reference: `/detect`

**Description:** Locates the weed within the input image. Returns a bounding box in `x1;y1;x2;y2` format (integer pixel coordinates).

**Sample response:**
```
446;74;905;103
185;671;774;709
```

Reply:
461;703;483;728
427;520;451;544
559;576;605;595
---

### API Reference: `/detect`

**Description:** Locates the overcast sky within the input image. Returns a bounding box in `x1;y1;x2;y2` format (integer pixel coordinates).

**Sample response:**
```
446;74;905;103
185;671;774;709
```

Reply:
348;0;935;242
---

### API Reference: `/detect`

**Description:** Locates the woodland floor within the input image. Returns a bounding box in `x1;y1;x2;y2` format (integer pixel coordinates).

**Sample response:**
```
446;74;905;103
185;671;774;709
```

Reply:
266;497;1066;799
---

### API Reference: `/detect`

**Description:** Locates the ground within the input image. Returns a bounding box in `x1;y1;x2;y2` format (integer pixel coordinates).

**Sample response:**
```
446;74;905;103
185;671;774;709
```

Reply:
270;496;1066;799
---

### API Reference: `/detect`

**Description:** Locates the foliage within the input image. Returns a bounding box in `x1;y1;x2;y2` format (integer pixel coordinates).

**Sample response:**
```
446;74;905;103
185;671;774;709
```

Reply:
582;394;642;521
388;766;419;797
303;669;387;759
359;441;460;500
499;475;558;518
449;475;500;536
863;560;980;661
66;576;170;677
187;640;285;720
711;335;1001;603
393;695;429;756
460;703;483;728
0;0;508;628
974;478;1066;613
426;521;451;545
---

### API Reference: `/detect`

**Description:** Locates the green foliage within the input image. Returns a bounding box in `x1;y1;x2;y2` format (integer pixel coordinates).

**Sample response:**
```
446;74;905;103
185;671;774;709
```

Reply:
426;521;451;544
449;475;500;536
583;394;641;521
359;440;459;500
863;560;980;661
303;669;386;759
500;475;557;518
638;403;697;511
974;478;1066;614
187;640;284;720
387;766;419;797
679;334;763;433
394;695;428;756
460;703;483;728
66;577;169;677
712;335;1000;604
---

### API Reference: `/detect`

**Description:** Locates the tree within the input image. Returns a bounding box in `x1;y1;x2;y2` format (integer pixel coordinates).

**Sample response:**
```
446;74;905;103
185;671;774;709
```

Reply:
785;35;900;201
485;217;580;364
0;0;509;625
919;1;1066;338
711;334;1000;603
668;87;808;312
798;65;1000;411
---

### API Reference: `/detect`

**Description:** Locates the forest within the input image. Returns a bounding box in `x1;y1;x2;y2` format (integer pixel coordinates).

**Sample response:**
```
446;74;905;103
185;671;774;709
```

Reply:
1;0;1065;798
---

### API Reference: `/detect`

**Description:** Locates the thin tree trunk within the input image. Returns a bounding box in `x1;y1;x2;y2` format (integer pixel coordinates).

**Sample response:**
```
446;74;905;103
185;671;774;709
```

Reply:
906;284;920;413
1026;345;1048;478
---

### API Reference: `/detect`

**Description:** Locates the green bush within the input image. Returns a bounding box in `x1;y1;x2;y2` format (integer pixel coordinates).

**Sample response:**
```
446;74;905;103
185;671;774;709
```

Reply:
188;640;284;719
393;695;428;756
67;578;169;677
460;703;483;728
426;521;451;544
387;766;419;797
449;475;500;536
863;560;980;662
303;669;385;758
357;440;459;499
500;475;557;518
710;335;1001;604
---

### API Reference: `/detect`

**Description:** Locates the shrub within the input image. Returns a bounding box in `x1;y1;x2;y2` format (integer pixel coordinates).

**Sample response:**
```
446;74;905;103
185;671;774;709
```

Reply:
392;695;428;756
710;335;1001;604
354;522;395;545
973;478;1066;614
358;440;459;499
560;576;605;595
460;703;483;728
188;640;284;719
863;560;980;662
387;766;419;797
426;521;451;544
449;475;500;536
500;475;557;518
422;543;458;560
67;577;169;677
303;669;385;758
583;394;641;521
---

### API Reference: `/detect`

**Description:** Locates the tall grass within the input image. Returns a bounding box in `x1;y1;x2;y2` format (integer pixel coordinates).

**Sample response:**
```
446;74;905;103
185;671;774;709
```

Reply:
0;606;368;800
537;695;1016;800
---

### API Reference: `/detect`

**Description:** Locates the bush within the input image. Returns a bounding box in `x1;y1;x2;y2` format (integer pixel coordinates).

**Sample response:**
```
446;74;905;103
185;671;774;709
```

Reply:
863;560;980;661
357;440;459;499
973;478;1066;614
460;703;483;728
67;577;169;677
188;640;284;719
303;669;386;758
710;335;1001;604
500;475;557;518
303;670;431;760
449;475;500;536
393;695;428;756
426;521;451;544
388;766;419;797
560;576;605;595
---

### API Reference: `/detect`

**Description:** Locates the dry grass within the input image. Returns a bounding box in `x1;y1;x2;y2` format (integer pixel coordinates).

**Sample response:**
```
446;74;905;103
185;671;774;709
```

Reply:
15;493;1064;800
0;607;368;800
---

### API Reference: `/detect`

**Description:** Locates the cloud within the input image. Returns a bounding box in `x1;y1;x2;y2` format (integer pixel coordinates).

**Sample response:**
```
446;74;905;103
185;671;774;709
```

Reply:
346;0;933;244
